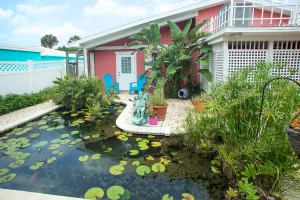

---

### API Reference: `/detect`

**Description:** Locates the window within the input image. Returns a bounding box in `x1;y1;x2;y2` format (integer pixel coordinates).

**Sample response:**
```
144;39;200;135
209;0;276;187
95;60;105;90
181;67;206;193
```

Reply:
121;57;131;73
234;2;252;26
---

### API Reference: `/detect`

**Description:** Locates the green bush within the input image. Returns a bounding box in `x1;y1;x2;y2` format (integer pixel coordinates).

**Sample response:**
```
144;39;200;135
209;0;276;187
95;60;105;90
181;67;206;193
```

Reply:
150;88;166;106
183;62;300;199
0;93;43;115
52;75;119;115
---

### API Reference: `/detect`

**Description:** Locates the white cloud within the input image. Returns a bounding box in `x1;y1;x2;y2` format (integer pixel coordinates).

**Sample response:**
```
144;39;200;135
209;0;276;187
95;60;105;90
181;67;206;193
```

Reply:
153;0;198;14
12;14;28;25
84;0;148;17
12;22;84;37
16;4;69;16
0;8;13;18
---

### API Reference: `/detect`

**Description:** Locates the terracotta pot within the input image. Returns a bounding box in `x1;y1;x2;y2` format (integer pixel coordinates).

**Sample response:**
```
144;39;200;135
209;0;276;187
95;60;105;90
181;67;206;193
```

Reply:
193;101;207;112
152;103;168;121
149;116;158;125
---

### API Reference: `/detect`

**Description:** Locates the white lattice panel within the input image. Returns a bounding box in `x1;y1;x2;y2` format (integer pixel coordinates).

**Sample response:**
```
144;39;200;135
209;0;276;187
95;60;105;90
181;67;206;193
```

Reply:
212;52;224;82
33;61;65;70
273;50;300;81
0;62;29;72
228;50;268;75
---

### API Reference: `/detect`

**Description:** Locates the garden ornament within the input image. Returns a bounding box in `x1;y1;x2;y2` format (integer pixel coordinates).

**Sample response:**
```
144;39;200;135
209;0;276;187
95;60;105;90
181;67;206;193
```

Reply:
129;93;150;125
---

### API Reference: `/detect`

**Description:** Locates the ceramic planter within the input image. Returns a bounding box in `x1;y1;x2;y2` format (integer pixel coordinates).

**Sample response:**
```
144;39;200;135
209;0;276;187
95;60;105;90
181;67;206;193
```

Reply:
149;116;158;125
152;103;168;121
285;125;300;158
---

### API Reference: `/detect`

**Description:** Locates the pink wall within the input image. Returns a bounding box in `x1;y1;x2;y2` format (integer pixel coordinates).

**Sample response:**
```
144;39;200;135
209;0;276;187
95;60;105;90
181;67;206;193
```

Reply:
252;8;290;26
94;50;145;82
196;5;224;25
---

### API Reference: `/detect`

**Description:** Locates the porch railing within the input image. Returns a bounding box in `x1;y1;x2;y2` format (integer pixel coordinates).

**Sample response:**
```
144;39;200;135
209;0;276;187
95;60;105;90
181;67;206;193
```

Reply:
199;0;300;35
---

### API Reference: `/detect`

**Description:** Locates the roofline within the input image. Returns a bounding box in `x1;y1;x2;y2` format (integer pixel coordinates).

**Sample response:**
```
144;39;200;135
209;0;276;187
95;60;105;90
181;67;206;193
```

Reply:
0;44;43;52
67;0;230;48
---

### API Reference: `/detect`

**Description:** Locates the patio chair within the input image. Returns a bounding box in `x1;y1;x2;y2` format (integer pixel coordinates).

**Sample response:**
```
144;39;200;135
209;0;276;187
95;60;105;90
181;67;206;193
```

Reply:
129;74;147;95
103;74;120;94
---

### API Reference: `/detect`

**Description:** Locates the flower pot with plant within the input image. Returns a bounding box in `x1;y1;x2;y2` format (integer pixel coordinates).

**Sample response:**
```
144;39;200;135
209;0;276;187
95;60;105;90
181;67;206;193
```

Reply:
150;88;168;121
146;105;158;125
285;110;300;158
191;92;210;112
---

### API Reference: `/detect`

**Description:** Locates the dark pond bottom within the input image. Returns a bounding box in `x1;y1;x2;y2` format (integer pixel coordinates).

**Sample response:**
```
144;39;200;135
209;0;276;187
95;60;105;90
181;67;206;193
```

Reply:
0;105;228;199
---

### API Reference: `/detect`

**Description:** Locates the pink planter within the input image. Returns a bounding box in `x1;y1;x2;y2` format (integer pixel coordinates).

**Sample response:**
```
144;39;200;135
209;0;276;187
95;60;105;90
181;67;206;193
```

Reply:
149;116;158;125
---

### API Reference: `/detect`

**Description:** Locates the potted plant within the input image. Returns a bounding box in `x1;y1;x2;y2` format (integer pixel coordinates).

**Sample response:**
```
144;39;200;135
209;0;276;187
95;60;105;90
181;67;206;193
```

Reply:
285;111;300;158
150;88;168;121
191;92;211;112
146;105;158;125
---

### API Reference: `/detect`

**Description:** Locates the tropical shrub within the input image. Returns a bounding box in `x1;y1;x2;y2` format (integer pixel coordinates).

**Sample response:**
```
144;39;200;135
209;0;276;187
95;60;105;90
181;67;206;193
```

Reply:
0;93;43;115
52;75;119;116
150;88;166;106
182;62;300;199
128;19;211;96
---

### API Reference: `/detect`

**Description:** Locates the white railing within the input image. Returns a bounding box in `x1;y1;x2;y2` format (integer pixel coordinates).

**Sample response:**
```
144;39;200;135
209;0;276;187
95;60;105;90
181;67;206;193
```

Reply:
199;0;300;35
0;60;66;95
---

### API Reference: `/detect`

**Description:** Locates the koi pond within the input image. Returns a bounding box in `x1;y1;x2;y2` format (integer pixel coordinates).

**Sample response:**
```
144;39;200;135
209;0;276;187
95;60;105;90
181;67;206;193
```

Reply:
0;104;228;199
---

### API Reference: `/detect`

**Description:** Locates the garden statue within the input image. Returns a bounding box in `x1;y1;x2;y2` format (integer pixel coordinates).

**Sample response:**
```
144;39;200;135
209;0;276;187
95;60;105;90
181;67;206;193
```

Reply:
129;93;150;125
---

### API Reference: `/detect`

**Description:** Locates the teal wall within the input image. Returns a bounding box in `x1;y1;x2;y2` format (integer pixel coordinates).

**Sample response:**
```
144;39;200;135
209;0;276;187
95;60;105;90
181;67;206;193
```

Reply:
0;49;40;61
0;49;83;62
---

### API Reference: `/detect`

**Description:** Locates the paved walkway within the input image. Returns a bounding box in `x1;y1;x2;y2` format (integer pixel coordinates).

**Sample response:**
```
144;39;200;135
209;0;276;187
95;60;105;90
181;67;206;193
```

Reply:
115;92;193;136
0;101;60;134
0;189;82;200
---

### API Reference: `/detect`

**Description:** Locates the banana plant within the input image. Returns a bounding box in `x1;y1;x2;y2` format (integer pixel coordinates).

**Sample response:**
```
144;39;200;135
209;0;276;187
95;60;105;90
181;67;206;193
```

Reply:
128;19;212;91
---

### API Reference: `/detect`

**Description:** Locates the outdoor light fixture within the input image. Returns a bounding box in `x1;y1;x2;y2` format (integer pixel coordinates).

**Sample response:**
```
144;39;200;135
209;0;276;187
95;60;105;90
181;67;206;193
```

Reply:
230;32;243;39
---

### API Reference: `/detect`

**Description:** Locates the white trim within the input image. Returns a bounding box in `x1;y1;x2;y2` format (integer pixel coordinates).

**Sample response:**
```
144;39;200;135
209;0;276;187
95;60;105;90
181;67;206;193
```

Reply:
115;52;137;87
0;44;43;52
95;45;147;50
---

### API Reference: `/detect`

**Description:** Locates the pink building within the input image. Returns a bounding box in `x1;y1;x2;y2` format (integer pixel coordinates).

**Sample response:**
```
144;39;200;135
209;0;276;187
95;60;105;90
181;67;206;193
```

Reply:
68;0;300;90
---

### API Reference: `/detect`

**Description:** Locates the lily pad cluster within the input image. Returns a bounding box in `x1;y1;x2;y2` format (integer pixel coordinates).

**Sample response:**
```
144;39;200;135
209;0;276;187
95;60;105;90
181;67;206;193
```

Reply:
138;139;150;150
109;160;127;175
0;170;17;184
84;185;130;200
115;131;133;142
0;137;31;155
30;161;45;170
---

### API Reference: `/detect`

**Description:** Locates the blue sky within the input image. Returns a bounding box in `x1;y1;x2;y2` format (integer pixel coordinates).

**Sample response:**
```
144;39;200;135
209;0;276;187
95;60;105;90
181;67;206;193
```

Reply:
0;0;291;47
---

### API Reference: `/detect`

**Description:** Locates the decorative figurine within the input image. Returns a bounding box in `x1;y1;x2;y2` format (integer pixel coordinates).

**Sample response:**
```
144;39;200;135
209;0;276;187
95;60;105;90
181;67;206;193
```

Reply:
129;93;150;125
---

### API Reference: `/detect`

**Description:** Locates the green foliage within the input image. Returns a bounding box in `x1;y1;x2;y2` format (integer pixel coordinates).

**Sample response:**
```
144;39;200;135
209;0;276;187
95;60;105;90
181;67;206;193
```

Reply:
0;93;43;115
41;34;59;49
68;35;81;44
238;179;259;200
183;62;300;198
150;88;166;106
129;19;211;94
56;45;78;53
52;75;118;116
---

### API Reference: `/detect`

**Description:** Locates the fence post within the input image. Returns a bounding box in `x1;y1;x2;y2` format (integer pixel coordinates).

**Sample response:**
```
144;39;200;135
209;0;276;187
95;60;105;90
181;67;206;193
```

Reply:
268;41;274;63
27;60;34;93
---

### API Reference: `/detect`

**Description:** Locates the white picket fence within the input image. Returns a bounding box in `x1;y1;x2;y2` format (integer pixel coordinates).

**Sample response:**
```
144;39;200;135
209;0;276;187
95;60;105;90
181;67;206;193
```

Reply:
0;60;66;95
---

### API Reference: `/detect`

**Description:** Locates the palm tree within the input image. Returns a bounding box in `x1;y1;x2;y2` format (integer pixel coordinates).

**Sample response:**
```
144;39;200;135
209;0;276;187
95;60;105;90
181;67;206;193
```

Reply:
41;34;59;49
68;35;81;43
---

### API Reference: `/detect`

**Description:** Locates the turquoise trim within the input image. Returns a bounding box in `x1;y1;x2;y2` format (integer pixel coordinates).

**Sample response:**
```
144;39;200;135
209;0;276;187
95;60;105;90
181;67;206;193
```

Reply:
0;49;40;61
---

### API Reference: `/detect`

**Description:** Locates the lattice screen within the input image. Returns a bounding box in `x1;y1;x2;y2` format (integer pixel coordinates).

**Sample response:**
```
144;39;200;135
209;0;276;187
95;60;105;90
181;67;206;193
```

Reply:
33;61;65;70
212;52;224;82
0;63;29;72
273;50;300;80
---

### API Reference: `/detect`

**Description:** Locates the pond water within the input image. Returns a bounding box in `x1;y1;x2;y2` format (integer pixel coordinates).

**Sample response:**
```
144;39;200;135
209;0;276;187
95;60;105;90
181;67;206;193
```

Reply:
0;104;228;199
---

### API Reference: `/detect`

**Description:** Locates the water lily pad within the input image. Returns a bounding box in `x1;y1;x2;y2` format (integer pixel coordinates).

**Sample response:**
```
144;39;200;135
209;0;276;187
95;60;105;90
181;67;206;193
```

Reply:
119;161;127;166
136;138;143;142
46;127;56;131
148;135;155;138
125;133;133;137
107;185;125;200
151;141;161;147
182;193;194;200
58;152;63;155
75;139;82;142
37;120;47;125
109;165;124;175
30;133;40;138
15;131;25;136
29;165;40;170
52;150;60;154
0;168;9;176
62;111;70;115
151;163;166;172
92;134;99;138
13;128;22;131
83;136;90;139
34;141;48;147
15;152;30;160
71;113;78;117
60;139;70;145
84;187;105;200
39;125;49;130
36;161;44;167
129;150;139;156
56;125;65;129
47;157;57;164
1;173;16;183
91;154;101;160
9;160;25;168
104;148;112;152
79;155;89;162
6;138;16;143
163;194;174;200
48;144;60;150
60;134;69;138
132;161;140;166
136;165;151;176
70;141;76;145
50;111;57;115
20;142;31;149
71;131;79;135
51;138;61;143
